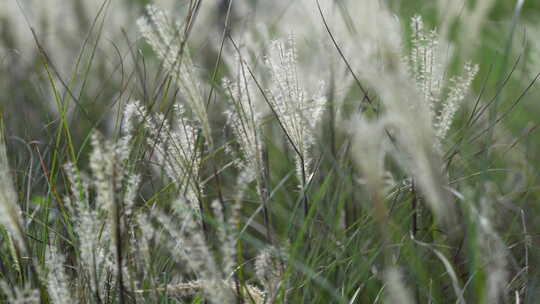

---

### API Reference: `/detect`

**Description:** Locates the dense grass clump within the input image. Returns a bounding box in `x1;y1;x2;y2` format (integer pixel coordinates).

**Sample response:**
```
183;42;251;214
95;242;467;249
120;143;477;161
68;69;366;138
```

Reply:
1;0;540;303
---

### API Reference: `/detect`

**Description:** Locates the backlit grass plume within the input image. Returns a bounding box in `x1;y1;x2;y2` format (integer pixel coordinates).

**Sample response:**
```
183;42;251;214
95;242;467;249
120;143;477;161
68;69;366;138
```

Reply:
264;35;327;215
137;4;213;147
124;100;202;213
223;53;268;201
408;15;479;147
0;116;28;269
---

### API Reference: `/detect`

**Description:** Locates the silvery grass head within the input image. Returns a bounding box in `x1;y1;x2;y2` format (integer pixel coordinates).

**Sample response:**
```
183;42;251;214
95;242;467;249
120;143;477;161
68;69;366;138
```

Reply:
263;34;327;188
223;52;268;199
407;16;479;149
60;128;140;301
123;100;202;214
137;4;213;147
0;116;28;262
350;8;478;226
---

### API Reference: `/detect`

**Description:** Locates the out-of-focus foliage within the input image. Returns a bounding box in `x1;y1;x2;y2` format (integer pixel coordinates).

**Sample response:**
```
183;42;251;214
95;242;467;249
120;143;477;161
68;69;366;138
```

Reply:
0;0;540;303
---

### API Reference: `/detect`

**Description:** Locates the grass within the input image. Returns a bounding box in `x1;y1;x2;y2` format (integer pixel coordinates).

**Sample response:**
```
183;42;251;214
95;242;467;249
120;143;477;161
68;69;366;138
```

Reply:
0;0;540;303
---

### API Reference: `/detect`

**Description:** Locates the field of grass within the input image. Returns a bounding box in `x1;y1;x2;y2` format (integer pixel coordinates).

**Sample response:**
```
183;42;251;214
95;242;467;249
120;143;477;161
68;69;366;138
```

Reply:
1;0;540;303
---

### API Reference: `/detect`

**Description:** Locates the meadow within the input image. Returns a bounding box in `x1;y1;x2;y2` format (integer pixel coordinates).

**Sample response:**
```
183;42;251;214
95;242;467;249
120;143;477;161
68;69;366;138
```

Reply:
1;0;540;303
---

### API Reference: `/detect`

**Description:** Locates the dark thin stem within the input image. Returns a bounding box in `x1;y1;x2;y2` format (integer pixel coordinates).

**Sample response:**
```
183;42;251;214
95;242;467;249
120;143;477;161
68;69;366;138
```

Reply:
411;180;418;237
206;0;234;109
316;0;374;108
301;160;309;217
261;147;273;243
113;169;126;304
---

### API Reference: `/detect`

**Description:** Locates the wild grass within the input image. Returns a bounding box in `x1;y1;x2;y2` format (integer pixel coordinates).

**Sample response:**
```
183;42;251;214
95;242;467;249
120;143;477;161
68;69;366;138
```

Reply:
0;0;540;303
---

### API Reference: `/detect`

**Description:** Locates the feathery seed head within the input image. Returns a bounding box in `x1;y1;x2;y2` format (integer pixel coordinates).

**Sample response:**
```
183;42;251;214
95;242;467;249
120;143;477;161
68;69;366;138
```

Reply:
255;247;283;302
138;5;213;146
407;15;479;147
264;35;327;184
0;118;27;254
46;246;72;304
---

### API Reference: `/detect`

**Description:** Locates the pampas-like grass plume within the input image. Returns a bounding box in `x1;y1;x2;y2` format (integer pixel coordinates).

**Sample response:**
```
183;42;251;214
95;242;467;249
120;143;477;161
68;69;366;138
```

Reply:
264;34;327;193
138;4;213;147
